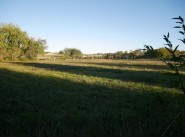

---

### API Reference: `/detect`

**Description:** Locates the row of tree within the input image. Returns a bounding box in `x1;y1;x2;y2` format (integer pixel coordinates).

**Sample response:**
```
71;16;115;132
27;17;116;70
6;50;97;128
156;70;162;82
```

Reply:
1;23;184;61
103;48;185;60
0;23;47;61
104;50;143;59
57;47;185;60
143;47;185;59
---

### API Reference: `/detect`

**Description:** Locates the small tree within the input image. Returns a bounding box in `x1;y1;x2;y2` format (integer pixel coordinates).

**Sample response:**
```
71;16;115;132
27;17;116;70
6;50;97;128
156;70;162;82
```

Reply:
63;48;83;59
143;45;158;58
130;49;144;59
156;48;172;59
104;53;114;59
58;50;64;54
114;51;123;59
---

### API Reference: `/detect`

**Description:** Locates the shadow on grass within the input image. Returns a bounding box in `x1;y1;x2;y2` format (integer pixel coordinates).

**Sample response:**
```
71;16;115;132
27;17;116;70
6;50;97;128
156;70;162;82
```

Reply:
15;62;180;89
71;61;169;70
0;68;184;137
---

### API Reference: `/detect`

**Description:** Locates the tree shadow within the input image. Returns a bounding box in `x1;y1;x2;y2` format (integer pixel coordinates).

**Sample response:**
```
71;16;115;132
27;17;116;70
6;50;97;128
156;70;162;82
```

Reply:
15;62;180;89
71;61;169;70
0;68;184;137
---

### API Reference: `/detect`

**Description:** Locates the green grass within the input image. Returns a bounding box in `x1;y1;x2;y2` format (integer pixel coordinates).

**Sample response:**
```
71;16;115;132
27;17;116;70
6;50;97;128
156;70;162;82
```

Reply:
0;59;185;137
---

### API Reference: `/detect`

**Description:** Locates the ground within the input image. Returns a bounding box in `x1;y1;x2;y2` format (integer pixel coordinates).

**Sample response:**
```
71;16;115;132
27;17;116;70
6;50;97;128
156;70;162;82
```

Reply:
0;59;185;137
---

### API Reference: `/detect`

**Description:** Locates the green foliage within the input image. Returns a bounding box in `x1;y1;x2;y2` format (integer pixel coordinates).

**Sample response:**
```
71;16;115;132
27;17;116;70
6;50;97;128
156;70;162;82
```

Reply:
114;51;124;59
104;53;114;59
143;45;158;58
63;48;83;59
156;48;173;59
0;23;27;60
103;50;144;60
164;16;185;94
58;50;64;54
23;38;47;60
143;16;185;94
0;23;47;61
129;49;144;59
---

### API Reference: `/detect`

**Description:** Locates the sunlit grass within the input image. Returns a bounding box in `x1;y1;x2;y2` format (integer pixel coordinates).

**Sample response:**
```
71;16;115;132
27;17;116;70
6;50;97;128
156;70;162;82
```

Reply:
0;59;185;137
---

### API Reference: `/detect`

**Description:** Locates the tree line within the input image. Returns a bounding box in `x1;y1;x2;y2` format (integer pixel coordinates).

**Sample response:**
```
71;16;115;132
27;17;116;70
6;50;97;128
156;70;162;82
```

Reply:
1;23;185;61
0;23;47;61
57;47;185;60
107;48;185;60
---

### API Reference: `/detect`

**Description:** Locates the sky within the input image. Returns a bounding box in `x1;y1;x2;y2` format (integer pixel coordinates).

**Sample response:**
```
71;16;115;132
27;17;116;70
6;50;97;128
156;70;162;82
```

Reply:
0;0;185;54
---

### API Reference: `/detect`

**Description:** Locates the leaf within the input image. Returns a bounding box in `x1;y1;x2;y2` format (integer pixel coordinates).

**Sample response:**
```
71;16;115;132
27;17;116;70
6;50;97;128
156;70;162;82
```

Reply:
176;22;183;24
179;39;185;44
164;43;172;48
182;24;185;31
167;62;175;71
179;31;184;35
174;45;179;53
144;45;154;51
174;26;182;28
179;16;184;22
150;46;154;50
163;37;169;43
144;45;148;48
144;45;150;50
169;43;173;48
172;17;179;20
167;32;169;38
165;47;173;54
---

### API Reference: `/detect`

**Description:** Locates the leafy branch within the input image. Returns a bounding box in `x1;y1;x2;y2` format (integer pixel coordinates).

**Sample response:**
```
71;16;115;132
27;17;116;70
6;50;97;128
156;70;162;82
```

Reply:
142;16;185;137
144;16;185;94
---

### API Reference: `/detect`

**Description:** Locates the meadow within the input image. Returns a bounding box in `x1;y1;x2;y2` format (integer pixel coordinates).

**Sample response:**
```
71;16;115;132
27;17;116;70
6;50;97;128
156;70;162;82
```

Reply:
0;59;185;137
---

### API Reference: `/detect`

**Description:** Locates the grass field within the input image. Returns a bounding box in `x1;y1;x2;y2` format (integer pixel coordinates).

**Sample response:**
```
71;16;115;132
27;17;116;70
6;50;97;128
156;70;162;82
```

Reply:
0;59;185;137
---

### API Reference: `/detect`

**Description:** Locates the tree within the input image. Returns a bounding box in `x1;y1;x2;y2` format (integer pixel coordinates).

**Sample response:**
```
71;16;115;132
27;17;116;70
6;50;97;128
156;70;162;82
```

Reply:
114;51;123;59
104;53;114;59
122;51;129;59
0;23;28;60
0;23;47;61
23;38;47;60
143;45;158;58
156;48;172;59
63;48;83;59
130;49;144;59
58;50;64;54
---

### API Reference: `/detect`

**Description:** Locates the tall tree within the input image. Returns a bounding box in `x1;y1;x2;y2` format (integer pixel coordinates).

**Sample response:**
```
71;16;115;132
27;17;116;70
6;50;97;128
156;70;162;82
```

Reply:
0;23;47;61
0;23;28;60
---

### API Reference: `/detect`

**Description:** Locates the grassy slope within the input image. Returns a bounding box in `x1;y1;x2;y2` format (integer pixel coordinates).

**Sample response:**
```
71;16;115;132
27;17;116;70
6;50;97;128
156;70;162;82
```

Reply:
0;59;185;137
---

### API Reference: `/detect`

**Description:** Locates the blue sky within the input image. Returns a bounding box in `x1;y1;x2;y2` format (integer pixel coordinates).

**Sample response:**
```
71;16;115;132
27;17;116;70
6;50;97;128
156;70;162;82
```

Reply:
0;0;185;53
